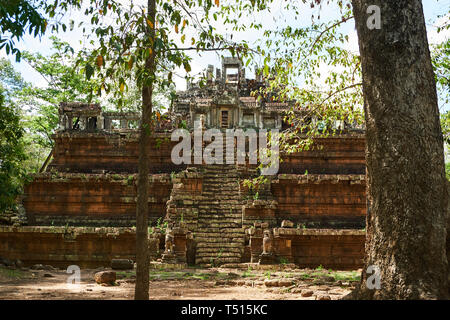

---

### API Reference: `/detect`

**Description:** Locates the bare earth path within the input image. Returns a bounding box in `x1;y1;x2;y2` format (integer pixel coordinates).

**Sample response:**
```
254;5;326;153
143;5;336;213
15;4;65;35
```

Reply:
0;266;359;300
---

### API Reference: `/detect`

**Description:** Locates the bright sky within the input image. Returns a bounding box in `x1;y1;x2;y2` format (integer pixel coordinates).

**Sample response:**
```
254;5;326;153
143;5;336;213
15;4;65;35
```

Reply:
1;0;449;110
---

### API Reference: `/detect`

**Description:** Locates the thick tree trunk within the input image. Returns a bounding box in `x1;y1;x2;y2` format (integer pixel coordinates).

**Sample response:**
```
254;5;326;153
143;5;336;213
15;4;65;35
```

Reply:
135;0;156;300
349;0;448;299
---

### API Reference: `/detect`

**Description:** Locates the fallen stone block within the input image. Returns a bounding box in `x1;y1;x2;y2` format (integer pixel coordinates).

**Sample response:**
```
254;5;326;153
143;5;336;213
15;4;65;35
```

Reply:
264;279;279;287
278;279;294;287
94;271;116;285
301;289;314;297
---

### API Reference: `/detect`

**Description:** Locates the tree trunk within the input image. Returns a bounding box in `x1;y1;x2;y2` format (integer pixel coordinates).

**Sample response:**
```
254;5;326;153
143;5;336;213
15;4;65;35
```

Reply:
349;0;448;299
135;0;156;300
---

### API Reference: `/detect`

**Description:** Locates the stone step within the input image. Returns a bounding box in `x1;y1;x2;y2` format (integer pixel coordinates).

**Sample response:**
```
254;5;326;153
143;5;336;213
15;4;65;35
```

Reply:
197;218;242;222
197;219;242;224
199;202;242;207
195;229;245;234
196;255;242;261
195;257;241;265
198;209;242;213
196;246;243;252
203;185;239;188
198;199;242;202
196;255;241;261
203;179;239;183
197;223;242;229
198;210;242;213
195;227;244;232
198;202;242;207
195;234;245;240
196;218;242;223
195;250;242;257
196;240;244;246
200;198;241;202
168;165;249;266
195;230;245;235
197;216;241;220
198;213;242;217
202;187;239;191
194;237;245;243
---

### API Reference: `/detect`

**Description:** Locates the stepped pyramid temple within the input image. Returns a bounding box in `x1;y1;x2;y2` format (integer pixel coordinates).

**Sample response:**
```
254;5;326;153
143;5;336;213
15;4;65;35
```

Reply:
0;57;367;269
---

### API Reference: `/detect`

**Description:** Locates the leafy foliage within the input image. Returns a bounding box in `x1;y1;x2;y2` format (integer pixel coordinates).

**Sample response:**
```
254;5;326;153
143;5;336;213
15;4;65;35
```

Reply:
0;57;27;99
446;162;450;180
218;0;364;187
0;0;82;61
75;0;243;113
431;38;450;108
18;36;100;149
0;90;28;212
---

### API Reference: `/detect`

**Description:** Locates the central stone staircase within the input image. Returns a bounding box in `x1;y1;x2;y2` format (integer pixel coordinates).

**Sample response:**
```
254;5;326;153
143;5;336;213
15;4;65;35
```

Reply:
194;164;245;266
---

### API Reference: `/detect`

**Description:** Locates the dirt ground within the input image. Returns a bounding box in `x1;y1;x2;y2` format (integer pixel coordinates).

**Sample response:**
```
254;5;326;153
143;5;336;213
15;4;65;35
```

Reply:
0;265;360;300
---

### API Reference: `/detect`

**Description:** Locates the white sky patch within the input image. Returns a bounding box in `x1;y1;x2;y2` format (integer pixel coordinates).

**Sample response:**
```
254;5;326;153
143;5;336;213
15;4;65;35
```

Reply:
1;0;448;107
427;13;450;45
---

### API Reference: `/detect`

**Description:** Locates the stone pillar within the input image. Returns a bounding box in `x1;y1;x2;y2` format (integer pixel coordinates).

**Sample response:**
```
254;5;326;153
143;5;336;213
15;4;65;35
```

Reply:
207;65;214;83
59;114;67;130
249;228;263;263
79;117;87;130
104;117;111;130
216;68;221;84
173;227;188;264
120;119;128;129
67;116;73;130
97;115;104;130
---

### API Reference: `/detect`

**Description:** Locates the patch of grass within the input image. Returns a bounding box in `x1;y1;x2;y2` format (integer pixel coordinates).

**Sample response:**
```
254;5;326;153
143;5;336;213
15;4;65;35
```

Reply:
299;269;360;282
146;270;233;281
215;272;229;280
242;270;257;278
149;270;185;280
0;266;25;279
190;273;211;280
300;273;311;280
116;271;135;279
331;271;360;282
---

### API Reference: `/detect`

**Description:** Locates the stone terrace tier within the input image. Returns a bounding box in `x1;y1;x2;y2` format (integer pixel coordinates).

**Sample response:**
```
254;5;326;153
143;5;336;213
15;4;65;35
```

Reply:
48;131;185;174
270;174;366;229
23;173;172;227
0;226;365;269
280;133;365;174
247;228;365;270
47;131;365;175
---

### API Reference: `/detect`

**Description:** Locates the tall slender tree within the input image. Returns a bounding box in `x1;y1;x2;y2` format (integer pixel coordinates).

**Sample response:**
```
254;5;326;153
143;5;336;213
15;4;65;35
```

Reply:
78;0;244;299
134;0;156;301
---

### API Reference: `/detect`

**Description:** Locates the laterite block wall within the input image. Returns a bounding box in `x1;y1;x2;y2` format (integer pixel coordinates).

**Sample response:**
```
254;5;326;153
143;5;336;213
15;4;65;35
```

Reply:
0;226;136;268
23;173;172;226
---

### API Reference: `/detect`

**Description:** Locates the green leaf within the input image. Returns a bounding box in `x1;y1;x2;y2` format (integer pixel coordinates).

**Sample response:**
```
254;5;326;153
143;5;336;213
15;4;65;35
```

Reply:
85;63;94;80
183;62;191;73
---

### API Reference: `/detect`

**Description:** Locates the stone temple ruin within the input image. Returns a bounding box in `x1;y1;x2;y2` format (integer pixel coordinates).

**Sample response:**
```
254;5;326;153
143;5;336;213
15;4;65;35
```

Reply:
0;57;367;270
